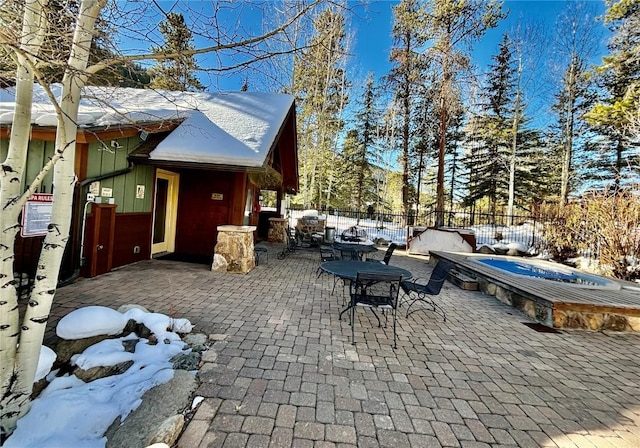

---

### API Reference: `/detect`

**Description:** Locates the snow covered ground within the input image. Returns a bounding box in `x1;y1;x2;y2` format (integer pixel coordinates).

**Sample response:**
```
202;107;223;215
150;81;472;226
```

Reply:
5;306;197;448
288;209;543;254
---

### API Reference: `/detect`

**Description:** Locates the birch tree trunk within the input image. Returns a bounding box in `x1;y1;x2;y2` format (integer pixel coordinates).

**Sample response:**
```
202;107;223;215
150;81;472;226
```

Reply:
0;0;48;438
0;0;105;438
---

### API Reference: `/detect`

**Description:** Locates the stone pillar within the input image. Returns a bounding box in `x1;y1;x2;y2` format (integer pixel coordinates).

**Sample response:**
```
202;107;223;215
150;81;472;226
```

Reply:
268;218;288;243
213;225;256;274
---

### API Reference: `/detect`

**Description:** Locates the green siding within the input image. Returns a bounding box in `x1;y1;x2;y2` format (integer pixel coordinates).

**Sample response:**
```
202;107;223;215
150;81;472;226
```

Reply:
84;136;153;214
0;139;56;193
0;135;154;213
0;139;8;158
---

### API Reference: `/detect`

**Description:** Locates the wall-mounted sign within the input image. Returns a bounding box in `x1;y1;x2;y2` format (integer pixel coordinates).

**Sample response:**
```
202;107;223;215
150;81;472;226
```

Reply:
89;181;100;195
21;193;53;237
211;193;224;200
101;187;113;198
136;185;145;199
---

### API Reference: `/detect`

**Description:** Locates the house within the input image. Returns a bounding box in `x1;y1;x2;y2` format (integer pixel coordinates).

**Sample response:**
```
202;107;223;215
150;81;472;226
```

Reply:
0;84;298;279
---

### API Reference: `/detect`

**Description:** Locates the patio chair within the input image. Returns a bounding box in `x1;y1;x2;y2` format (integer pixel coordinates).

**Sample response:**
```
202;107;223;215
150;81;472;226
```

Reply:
336;245;359;261
368;242;397;265
317;244;339;277
349;271;403;348
254;246;268;265
400;260;453;321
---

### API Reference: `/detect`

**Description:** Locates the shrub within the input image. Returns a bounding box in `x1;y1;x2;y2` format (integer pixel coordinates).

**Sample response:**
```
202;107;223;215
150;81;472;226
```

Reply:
541;188;640;281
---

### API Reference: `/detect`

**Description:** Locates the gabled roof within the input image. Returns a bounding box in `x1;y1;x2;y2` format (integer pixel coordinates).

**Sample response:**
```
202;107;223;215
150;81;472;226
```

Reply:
0;84;296;169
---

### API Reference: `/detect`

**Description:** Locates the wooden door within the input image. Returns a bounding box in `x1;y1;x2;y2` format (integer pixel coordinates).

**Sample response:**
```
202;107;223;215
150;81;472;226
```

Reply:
90;204;116;277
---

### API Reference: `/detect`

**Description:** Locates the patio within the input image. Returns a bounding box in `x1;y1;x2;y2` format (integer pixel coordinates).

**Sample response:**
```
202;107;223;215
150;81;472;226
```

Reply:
47;244;640;447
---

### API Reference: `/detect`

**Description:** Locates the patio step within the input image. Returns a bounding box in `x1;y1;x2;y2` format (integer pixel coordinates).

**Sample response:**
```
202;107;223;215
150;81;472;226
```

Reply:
448;269;478;291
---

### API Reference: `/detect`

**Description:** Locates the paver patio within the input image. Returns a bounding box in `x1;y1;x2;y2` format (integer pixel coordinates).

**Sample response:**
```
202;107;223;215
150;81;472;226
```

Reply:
48;244;640;447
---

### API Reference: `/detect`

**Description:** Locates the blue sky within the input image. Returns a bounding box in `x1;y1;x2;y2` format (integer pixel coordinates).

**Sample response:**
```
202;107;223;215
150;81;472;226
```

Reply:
346;0;608;81
195;0;609;92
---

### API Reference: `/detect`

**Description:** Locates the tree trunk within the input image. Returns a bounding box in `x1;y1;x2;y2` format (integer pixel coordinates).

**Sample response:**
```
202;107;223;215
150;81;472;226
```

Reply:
0;0;49;439
1;0;104;438
560;57;577;206
507;53;523;225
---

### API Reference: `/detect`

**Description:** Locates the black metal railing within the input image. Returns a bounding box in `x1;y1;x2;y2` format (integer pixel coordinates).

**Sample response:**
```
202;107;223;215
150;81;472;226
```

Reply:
286;207;542;251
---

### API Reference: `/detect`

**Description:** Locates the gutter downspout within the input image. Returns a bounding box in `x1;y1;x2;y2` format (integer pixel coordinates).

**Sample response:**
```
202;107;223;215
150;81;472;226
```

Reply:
58;160;135;287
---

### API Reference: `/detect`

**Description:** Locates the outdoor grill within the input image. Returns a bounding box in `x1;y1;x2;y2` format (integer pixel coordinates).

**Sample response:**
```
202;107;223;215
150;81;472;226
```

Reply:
341;226;368;243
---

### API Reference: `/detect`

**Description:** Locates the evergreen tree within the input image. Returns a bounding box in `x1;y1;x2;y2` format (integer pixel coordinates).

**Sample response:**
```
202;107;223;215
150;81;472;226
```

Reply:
548;1;601;203
585;0;640;189
293;7;349;208
352;74;380;212
386;0;427;216
336;129;365;209
465;35;516;215
468;34;547;215
423;0;505;225
149;12;204;91
548;56;596;200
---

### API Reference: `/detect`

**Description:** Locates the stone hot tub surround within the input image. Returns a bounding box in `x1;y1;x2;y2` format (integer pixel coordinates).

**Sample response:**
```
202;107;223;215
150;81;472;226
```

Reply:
214;225;256;274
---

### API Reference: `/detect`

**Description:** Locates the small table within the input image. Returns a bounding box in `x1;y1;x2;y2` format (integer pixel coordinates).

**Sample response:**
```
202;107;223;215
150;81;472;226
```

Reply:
320;260;412;281
319;260;413;320
332;243;379;261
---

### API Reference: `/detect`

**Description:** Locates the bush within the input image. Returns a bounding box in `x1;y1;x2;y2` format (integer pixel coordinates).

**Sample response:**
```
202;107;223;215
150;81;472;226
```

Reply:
541;188;640;281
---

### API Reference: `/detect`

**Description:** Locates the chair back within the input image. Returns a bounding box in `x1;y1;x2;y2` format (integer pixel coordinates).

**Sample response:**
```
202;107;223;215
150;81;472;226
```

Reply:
426;260;454;294
382;243;398;265
353;271;402;307
319;244;338;262
334;244;359;260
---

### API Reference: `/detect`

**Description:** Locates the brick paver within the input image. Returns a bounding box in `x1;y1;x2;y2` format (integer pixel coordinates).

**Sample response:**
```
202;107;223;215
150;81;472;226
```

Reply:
49;244;640;447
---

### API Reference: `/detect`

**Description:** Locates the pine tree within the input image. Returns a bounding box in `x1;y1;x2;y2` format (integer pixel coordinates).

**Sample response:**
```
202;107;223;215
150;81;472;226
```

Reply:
585;0;640;189
293;7;349;208
149;12;204;91
465;35;515;215
386;0;427;217
352;74;380;212
548;1;601;203
548;56;597;200
423;0;504;225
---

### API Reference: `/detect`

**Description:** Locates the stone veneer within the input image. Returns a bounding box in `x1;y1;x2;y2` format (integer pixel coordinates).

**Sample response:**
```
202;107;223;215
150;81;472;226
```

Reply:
213;225;256;274
476;278;640;332
268;218;288;243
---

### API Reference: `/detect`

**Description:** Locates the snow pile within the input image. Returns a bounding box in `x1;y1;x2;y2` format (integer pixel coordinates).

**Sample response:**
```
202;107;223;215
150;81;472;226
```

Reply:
35;346;57;382
56;306;128;339
5;306;194;448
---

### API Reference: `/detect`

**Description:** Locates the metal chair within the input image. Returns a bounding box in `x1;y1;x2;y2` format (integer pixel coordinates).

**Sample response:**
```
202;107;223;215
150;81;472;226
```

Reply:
317;244;339;278
349;271;403;348
400;260;453;321
254;246;268;265
368;243;397;265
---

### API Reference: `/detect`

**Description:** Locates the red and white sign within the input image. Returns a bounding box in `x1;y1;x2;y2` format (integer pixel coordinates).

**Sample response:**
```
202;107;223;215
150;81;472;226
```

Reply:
21;193;53;237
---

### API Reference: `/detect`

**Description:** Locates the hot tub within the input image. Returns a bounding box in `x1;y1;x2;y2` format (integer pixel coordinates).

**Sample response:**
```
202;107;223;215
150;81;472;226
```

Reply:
469;255;622;290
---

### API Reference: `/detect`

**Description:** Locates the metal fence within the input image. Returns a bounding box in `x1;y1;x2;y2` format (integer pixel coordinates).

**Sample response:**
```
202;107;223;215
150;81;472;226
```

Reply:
286;207;542;252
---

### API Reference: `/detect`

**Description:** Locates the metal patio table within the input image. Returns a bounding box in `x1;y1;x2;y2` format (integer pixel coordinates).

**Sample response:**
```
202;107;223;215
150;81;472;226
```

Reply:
319;260;413;320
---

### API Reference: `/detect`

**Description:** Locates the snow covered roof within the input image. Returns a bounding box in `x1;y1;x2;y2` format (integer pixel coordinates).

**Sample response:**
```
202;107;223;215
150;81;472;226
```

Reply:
0;84;295;168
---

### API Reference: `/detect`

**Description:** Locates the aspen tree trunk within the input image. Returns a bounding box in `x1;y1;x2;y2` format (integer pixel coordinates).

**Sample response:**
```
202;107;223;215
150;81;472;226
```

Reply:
0;0;105;438
0;0;48;438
